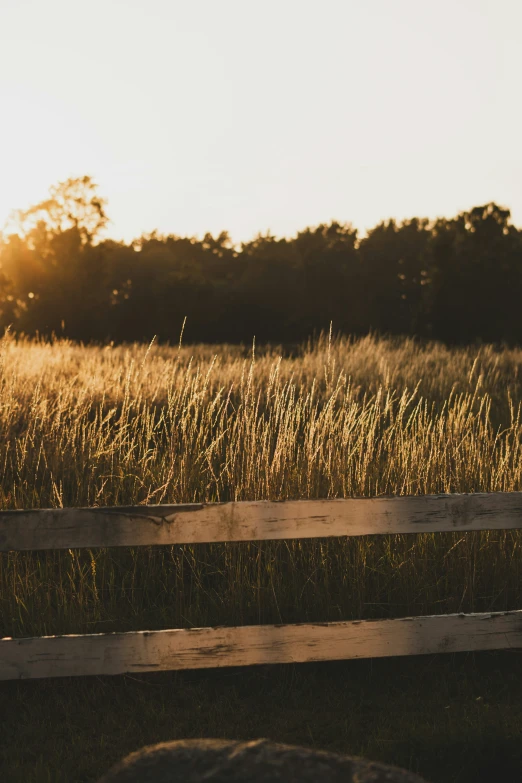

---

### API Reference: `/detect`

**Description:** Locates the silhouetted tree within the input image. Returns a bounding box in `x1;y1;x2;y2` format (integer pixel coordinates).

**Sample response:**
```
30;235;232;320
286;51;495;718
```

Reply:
359;218;431;336
425;204;522;343
0;178;521;346
1;177;110;338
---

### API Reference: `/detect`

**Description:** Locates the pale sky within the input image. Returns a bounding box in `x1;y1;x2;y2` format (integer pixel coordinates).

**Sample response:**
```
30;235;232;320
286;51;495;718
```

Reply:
1;0;521;244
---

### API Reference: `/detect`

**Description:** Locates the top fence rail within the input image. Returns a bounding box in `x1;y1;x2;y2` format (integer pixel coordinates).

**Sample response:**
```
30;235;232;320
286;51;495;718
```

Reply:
2;492;522;551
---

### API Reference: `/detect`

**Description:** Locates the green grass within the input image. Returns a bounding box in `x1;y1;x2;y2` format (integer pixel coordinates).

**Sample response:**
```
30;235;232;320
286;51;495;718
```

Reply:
1;331;522;781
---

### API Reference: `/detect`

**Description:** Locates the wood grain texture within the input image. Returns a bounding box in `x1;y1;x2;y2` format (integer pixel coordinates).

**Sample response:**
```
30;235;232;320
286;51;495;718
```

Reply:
2;611;522;680
1;493;522;551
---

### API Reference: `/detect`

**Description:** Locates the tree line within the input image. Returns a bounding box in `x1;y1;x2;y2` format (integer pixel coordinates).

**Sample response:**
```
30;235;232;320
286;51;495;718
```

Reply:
1;176;521;345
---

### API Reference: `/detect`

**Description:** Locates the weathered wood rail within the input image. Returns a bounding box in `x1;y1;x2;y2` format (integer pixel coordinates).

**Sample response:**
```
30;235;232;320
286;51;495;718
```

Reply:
2;612;522;681
2;492;522;551
1;493;522;680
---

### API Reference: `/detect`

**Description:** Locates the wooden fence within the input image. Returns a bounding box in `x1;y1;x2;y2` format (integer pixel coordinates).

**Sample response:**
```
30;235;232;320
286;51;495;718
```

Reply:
1;492;522;681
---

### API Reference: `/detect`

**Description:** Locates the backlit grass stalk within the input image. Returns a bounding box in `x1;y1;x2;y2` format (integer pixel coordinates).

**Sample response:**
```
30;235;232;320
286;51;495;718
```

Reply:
1;331;522;639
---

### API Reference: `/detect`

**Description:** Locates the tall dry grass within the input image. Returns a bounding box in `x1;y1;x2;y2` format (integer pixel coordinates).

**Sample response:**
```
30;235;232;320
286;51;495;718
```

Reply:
1;331;522;639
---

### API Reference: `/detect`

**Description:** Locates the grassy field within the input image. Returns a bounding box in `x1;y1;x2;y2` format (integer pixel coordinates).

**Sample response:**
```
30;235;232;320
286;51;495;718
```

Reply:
1;331;522;782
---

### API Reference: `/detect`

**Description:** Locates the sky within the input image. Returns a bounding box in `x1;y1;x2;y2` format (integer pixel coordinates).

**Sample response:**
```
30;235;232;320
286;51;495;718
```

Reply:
0;0;521;244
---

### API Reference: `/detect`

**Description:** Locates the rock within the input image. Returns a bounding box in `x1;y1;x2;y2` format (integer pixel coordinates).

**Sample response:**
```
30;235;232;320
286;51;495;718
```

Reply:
97;738;429;782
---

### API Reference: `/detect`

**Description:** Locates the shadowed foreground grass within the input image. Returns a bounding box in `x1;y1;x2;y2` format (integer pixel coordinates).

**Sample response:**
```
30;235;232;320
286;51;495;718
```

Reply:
1;333;522;781
2;653;522;783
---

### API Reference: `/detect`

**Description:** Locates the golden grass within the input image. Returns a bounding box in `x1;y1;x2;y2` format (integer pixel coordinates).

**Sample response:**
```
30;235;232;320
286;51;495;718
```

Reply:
1;331;522;639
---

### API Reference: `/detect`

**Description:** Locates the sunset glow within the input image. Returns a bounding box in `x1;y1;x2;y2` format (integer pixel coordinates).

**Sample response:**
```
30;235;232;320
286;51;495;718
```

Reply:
1;0;521;242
